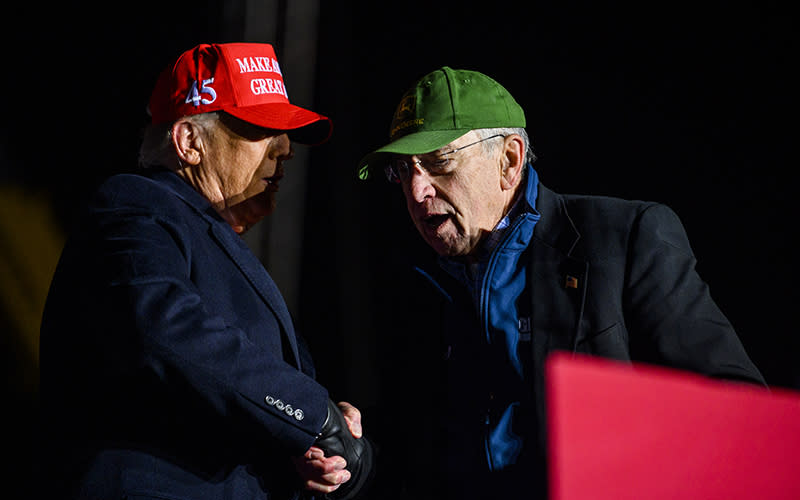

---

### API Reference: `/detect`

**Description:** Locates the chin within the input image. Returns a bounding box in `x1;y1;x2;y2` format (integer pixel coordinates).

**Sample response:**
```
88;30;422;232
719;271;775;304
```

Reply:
246;193;277;218
427;238;462;257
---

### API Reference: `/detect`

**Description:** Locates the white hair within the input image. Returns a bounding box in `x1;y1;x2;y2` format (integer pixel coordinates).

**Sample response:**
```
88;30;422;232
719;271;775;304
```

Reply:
474;127;537;165
138;112;221;169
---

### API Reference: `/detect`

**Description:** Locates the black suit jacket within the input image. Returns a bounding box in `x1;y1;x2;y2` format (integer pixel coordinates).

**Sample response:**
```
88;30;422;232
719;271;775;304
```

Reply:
526;184;764;457
529;184;763;377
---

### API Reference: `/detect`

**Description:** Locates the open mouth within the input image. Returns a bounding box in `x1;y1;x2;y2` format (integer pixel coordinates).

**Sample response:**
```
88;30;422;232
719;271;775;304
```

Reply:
423;213;450;229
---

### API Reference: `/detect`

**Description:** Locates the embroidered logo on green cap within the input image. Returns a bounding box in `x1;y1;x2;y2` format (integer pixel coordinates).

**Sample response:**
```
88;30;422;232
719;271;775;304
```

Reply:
391;95;423;138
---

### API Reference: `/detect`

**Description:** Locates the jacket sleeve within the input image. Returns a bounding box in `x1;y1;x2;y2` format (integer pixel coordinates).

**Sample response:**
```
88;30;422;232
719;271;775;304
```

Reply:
83;206;328;455
624;203;765;385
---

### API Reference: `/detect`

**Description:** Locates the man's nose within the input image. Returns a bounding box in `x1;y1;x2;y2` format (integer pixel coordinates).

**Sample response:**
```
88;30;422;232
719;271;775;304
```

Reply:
270;133;293;160
406;165;435;203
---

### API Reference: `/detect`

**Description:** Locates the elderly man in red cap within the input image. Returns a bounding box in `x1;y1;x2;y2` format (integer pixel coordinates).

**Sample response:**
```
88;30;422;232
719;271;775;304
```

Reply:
40;43;372;500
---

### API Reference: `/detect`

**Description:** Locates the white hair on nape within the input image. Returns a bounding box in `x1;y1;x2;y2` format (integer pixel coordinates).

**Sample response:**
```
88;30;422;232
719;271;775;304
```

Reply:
138;112;221;169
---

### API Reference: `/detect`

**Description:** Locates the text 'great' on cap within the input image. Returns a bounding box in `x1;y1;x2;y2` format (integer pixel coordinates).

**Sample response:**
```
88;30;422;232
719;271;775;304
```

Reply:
148;43;332;145
357;66;525;179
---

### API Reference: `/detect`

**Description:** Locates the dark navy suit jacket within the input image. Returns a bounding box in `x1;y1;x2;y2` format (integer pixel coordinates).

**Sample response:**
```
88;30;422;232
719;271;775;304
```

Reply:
40;169;328;499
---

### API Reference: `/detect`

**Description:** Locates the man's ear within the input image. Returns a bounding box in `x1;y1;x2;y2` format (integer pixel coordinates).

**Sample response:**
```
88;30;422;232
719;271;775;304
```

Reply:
500;134;525;191
171;119;204;166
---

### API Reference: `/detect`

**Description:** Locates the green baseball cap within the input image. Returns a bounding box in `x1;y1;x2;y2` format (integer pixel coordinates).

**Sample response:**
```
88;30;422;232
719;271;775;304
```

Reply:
357;66;526;180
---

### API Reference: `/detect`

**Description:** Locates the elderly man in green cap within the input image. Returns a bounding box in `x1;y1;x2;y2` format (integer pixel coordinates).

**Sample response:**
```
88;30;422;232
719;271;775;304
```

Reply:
358;66;764;499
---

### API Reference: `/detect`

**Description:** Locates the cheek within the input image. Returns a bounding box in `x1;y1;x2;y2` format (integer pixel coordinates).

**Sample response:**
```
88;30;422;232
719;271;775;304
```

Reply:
402;186;418;217
470;177;503;216
403;190;414;213
237;150;268;184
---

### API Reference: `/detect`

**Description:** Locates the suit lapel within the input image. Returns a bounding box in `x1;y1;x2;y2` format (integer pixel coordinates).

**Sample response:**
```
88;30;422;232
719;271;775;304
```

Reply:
208;220;302;367
527;184;588;451
529;185;588;355
152;170;302;368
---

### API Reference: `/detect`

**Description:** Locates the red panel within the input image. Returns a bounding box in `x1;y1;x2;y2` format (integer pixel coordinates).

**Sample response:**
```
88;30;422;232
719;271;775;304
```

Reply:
546;352;800;500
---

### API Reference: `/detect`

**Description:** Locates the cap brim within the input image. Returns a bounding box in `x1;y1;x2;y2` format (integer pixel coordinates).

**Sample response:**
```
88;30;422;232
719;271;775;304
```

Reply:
227;103;332;145
357;129;470;180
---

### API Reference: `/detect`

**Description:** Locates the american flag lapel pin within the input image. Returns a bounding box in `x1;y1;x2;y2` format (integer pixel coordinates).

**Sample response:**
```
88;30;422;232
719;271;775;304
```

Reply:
565;275;579;289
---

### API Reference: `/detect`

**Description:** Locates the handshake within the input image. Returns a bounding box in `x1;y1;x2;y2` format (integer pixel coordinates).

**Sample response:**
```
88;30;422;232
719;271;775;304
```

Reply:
295;399;375;499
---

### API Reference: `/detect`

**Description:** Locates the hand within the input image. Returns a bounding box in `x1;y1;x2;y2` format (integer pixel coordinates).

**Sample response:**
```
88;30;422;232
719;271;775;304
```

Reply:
292;445;351;495
337;401;363;439
292;401;364;495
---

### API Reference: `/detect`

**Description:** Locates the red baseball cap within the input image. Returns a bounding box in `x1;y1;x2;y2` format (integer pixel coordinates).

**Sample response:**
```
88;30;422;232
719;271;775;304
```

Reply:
148;43;332;145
